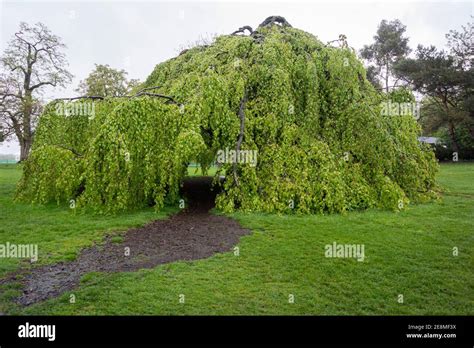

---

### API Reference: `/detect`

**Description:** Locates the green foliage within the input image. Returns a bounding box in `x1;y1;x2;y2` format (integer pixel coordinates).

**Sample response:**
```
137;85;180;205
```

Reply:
360;19;411;91
17;24;439;214
387;86;415;103
16;145;81;204
76;64;140;97
393;18;473;157
432;125;474;160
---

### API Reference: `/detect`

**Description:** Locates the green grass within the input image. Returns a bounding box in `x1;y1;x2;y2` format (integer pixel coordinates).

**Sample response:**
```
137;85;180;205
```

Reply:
186;164;219;177
0;163;473;315
0;163;176;279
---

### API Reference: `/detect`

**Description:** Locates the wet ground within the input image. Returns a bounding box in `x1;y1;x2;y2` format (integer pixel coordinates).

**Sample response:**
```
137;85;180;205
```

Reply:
1;177;250;306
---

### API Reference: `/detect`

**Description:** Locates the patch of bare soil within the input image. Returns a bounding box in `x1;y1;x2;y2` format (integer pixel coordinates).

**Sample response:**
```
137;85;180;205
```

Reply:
1;177;250;306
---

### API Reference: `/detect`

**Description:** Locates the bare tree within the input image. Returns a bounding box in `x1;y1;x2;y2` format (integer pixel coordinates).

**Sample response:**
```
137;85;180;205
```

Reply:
0;22;73;161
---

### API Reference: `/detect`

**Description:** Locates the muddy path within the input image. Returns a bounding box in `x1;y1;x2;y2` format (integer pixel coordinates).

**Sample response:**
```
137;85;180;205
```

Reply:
1;177;250;306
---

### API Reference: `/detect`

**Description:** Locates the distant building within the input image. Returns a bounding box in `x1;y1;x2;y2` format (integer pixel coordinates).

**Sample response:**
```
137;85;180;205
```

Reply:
418;136;440;145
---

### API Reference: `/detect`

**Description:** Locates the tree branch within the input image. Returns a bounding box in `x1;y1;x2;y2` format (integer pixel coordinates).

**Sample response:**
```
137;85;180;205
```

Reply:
55;86;181;105
53;144;83;157
233;89;248;186
29;80;56;91
232;26;253;36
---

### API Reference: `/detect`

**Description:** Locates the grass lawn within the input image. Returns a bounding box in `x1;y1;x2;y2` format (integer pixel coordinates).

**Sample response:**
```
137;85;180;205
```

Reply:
0;163;473;315
187;164;220;177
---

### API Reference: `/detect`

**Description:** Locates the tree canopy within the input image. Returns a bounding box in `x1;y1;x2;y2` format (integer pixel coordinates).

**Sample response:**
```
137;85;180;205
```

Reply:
16;16;439;214
360;19;411;92
76;64;140;97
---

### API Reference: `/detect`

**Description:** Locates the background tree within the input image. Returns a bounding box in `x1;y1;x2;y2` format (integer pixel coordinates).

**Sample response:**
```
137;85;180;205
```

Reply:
0;22;72;161
76;64;140;97
365;65;383;90
446;18;474;140
446;17;473;70
360;19;411;92
394;18;473;156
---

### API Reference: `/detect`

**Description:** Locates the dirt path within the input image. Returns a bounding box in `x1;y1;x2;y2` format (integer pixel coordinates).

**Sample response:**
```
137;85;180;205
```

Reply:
2;177;250;306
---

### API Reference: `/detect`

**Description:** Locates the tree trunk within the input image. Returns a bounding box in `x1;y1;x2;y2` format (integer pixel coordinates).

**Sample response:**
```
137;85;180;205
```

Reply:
19;92;33;161
447;119;460;155
442;99;460;156
19;138;32;162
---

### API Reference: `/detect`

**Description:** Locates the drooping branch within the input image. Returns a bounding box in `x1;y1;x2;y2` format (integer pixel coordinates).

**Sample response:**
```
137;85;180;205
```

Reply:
232;26;253;36
131;92;179;105
131;86;182;105
233;89;248;186
54;86;181;105
178;49;189;56
53;144;83;157
132;86;162;96
55;96;105;101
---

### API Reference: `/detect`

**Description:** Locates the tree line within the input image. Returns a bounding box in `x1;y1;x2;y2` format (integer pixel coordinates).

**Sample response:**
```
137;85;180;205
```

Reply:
0;23;140;161
0;18;472;161
361;18;473;159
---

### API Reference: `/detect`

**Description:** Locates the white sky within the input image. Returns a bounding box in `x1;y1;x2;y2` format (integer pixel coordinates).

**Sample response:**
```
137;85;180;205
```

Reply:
0;0;472;155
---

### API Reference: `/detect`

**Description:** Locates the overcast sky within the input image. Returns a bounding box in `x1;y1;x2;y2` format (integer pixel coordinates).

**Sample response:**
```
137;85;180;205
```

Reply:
0;0;472;155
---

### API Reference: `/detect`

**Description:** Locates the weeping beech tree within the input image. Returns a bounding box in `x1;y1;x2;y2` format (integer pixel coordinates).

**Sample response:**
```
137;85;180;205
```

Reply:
16;16;439;214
